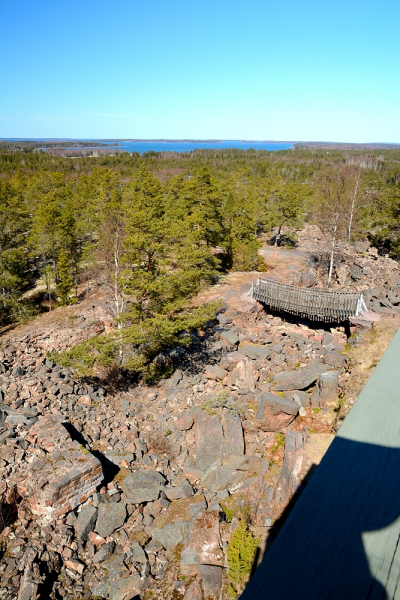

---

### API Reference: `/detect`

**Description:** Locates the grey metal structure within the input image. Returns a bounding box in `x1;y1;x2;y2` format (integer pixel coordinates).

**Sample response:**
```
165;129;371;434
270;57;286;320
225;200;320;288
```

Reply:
250;278;366;322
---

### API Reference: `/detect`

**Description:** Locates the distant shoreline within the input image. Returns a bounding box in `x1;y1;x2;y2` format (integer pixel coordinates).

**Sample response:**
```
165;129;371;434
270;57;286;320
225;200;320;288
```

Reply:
1;139;399;151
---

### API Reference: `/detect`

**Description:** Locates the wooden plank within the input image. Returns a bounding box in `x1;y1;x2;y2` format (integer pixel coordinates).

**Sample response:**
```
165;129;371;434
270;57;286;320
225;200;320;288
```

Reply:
253;279;360;321
241;327;400;600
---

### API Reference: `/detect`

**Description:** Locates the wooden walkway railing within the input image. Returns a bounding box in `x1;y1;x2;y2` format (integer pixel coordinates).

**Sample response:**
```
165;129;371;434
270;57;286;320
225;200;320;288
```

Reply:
250;278;366;322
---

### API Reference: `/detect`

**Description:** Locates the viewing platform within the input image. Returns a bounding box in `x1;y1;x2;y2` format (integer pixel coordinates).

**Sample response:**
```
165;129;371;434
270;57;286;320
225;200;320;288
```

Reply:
241;325;400;600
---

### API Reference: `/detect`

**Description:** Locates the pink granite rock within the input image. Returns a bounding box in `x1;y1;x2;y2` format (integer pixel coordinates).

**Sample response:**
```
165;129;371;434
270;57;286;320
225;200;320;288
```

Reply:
254;392;299;432
204;364;228;381
174;410;194;431
180;510;224;571
224;358;259;390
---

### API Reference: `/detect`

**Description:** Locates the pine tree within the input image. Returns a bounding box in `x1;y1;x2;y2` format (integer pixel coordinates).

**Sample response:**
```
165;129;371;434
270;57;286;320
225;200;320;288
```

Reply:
54;165;220;377
181;166;224;247
56;249;74;306
0;180;32;323
121;165;219;373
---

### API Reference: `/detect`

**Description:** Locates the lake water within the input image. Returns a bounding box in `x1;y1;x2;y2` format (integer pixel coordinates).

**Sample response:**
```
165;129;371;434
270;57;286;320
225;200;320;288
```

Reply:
3;138;293;154
91;140;293;153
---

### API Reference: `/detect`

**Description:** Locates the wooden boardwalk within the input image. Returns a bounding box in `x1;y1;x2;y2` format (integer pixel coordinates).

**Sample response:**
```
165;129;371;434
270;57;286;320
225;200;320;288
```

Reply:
241;326;400;600
251;278;365;322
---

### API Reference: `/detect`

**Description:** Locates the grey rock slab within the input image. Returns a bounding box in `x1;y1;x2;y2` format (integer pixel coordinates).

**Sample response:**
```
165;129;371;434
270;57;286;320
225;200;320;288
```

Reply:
145;539;164;553
274;360;325;391
204;364;228;380
224;358;259;390
152;495;207;550
198;564;224;598
300;271;316;288
324;352;346;369
310;371;339;407
104;450;134;467
174;410;194;431
240;344;271;361
75;506;97;542
195;410;225;471
167;369;183;389
152;521;190;550
219;351;246;371
95;502;127;538
222;411;244;457
92;541;116;565
108;574;141;600
223;454;266;473
90;583;110;599
17;565;38;600
99;551;129;579
292;391;310;407
5;413;36;427
120;469;166;504
130;541;147;563
202;465;247;493
221;330;240;346
165;479;194;500
274;430;304;507
217;314;233;325
183;580;203;600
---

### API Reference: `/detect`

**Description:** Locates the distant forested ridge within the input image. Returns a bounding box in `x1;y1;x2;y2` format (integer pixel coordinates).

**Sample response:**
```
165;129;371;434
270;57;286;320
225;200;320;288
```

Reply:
0;143;399;377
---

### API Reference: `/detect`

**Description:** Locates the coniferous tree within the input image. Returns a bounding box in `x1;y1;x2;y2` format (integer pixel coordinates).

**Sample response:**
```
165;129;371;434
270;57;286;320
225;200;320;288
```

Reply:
0;180;32;322
56;249;74;305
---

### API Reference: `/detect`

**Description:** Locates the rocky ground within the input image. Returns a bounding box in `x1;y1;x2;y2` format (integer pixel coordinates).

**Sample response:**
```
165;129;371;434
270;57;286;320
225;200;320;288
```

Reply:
1;230;400;600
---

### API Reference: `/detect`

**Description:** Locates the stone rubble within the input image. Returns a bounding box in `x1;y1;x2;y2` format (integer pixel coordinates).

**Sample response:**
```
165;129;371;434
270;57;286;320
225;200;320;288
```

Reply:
295;225;400;310
1;274;394;600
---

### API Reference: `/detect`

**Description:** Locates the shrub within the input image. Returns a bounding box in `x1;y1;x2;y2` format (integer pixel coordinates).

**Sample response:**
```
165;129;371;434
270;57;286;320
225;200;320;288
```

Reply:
227;519;259;597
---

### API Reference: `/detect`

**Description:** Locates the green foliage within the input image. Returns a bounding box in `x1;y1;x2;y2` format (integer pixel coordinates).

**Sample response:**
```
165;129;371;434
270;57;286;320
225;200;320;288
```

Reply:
56;248;75;306
1;145;400;347
220;497;253;523
271;432;285;453
0;179;33;323
227;519;259;597
48;333;117;375
143;362;174;384
202;391;244;417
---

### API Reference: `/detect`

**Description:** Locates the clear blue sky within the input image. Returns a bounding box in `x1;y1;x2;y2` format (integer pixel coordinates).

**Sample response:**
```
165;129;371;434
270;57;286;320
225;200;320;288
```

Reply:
1;0;399;142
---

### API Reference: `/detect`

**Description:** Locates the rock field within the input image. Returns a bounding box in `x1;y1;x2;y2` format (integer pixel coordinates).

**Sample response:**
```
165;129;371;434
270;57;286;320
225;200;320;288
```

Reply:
1;233;400;600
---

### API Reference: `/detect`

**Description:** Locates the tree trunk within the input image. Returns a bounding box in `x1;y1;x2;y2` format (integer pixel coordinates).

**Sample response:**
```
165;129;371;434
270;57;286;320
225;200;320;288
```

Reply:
327;222;337;288
348;168;361;243
275;224;283;247
113;237;124;370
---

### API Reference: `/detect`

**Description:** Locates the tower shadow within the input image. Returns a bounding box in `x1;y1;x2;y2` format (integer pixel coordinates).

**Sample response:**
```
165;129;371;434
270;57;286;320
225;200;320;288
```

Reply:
241;437;400;599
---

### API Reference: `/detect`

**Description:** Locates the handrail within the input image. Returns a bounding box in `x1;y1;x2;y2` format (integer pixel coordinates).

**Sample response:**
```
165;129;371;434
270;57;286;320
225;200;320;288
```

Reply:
251;278;364;322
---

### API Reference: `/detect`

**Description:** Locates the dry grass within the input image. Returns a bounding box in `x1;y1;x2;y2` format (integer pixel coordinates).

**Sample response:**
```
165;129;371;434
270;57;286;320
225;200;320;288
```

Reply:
340;315;400;418
146;431;174;458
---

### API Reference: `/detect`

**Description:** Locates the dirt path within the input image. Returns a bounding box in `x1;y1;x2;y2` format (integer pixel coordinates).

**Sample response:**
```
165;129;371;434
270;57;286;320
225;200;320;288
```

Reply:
259;245;313;283
192;243;313;312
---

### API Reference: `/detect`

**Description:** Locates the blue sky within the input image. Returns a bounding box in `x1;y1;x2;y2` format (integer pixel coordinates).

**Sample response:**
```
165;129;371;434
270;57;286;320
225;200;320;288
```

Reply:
1;0;399;142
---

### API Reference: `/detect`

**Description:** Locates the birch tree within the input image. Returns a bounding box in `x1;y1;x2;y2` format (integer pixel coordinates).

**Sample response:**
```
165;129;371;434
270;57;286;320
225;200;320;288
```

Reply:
315;169;350;287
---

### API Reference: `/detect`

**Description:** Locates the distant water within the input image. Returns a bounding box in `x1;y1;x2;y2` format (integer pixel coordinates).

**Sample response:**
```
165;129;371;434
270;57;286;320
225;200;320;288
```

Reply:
89;140;293;153
2;138;293;154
